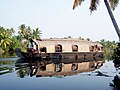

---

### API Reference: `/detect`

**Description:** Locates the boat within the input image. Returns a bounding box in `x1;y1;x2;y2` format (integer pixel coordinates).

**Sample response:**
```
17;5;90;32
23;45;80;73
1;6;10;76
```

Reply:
15;38;104;59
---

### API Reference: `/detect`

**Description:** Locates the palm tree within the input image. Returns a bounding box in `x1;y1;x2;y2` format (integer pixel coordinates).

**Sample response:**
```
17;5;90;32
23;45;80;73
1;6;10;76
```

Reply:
0;29;12;50
6;28;15;37
32;28;42;39
104;0;120;41
99;39;118;59
18;24;26;38
18;24;32;40
73;0;120;41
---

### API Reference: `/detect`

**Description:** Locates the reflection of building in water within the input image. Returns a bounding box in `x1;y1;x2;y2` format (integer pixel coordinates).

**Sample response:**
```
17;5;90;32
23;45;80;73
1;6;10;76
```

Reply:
36;60;104;77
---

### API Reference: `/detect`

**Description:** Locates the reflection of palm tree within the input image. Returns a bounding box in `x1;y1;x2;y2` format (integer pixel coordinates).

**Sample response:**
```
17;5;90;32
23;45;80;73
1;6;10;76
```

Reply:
16;68;29;78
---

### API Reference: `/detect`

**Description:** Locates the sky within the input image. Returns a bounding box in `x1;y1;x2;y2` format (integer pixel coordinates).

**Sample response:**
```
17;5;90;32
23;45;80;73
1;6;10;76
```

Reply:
0;0;120;41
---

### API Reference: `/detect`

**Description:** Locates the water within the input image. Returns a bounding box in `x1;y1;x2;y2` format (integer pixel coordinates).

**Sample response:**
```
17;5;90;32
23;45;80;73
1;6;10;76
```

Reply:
0;57;119;90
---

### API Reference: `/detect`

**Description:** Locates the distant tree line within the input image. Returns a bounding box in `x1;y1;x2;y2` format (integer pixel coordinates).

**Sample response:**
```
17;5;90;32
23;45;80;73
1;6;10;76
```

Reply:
0;24;42;54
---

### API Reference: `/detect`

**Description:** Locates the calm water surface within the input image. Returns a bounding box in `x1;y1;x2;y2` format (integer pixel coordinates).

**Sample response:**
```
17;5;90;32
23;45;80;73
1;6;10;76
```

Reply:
0;57;119;90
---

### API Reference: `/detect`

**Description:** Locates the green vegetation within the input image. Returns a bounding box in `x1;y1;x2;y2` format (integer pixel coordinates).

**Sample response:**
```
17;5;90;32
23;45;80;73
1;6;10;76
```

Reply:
0;24;118;60
0;24;42;54
99;39;118;60
18;24;42;40
0;60;16;75
0;27;13;52
112;43;120;62
17;67;29;78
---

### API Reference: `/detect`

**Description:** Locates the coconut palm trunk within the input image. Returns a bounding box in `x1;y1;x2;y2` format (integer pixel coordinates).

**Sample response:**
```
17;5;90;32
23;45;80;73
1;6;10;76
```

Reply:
104;0;120;41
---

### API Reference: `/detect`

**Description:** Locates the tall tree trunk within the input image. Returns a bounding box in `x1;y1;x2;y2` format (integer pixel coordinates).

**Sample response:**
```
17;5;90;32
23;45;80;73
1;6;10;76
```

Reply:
104;0;120;41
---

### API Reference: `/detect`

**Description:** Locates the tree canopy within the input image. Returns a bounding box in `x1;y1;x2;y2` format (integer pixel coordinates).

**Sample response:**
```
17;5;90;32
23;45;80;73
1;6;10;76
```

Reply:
0;25;42;52
73;0;119;12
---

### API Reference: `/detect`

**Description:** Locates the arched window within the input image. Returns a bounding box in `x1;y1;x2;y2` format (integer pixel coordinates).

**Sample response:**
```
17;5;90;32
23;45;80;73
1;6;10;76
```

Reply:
55;44;62;52
94;45;98;51
89;45;94;52
72;45;78;52
101;47;104;51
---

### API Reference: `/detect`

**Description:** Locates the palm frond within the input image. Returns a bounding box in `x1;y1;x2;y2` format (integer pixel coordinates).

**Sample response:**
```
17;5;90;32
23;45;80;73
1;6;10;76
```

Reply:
89;0;99;13
73;0;85;10
109;0;119;10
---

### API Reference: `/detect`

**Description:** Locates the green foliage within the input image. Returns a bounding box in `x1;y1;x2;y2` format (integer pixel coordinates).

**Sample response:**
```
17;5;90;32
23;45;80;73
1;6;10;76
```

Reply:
109;0;119;10
112;43;120;68
18;24;42;40
99;39;118;60
0;27;13;51
32;28;42;39
16;67;29;78
112;43;120;59
0;24;42;53
18;24;32;40
0;60;16;66
18;24;42;50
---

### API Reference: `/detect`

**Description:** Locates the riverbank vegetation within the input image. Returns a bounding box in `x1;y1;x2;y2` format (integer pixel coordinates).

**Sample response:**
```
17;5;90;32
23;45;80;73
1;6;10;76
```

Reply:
0;25;118;59
0;24;42;54
99;39;118;60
